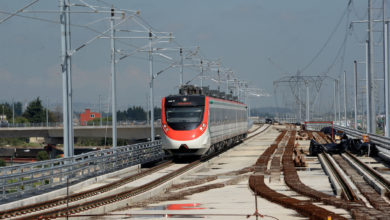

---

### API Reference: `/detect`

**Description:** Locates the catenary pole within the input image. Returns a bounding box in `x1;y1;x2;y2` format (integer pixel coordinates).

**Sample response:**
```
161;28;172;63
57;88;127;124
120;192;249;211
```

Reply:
368;0;376;133
200;60;203;88
149;31;155;141
354;61;358;129
110;8;117;148
65;0;73;156
306;85;310;121
12;98;14;126
334;80;337;123
344;71;347;127
337;77;341;123
384;0;389;136
99;95;102;127
46;97;49;127
60;0;70;158
180;48;183;87
366;40;371;133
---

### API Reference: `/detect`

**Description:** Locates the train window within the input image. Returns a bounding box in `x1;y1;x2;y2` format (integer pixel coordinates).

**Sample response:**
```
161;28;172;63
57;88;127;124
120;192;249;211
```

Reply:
166;107;204;123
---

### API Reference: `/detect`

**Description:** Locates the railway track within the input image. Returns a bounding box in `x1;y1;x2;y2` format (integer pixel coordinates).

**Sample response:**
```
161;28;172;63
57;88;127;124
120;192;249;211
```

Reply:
250;129;347;219
0;161;173;219
251;127;390;219
332;154;390;214
13;161;201;220
319;153;359;201
3;124;271;219
312;131;390;218
343;151;390;196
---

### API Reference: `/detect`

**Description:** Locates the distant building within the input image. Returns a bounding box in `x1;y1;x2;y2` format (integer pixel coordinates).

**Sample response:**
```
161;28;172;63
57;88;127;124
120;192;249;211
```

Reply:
0;115;7;121
80;109;101;125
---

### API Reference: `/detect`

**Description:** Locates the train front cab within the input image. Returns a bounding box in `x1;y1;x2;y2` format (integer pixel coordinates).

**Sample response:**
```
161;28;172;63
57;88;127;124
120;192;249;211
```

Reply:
161;95;211;156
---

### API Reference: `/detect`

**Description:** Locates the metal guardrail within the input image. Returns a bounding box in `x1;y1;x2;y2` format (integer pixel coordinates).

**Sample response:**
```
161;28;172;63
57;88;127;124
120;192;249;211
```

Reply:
0;141;163;200
333;125;390;151
0;121;158;128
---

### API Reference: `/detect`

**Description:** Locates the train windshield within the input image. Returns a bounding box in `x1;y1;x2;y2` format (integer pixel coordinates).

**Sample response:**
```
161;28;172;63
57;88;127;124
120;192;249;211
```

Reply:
166;107;203;123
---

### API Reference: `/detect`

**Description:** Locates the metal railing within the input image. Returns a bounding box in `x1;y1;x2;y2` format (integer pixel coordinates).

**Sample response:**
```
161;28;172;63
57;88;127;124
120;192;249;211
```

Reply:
334;125;390;162
0;141;163;200
0;121;162;128
334;125;390;150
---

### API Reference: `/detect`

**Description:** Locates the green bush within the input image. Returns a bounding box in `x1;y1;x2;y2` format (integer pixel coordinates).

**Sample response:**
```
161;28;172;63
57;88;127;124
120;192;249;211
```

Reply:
0;159;6;167
36;151;49;161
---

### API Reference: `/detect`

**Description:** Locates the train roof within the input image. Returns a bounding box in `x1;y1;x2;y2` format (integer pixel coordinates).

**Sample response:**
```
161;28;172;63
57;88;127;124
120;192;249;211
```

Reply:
166;85;244;104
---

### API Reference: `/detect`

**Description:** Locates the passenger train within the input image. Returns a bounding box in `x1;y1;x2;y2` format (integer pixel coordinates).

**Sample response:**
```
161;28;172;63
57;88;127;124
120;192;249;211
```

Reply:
161;85;249;157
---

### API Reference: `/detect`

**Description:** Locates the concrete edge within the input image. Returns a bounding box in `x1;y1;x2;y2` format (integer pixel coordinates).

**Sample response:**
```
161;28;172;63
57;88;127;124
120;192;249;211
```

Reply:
0;164;140;211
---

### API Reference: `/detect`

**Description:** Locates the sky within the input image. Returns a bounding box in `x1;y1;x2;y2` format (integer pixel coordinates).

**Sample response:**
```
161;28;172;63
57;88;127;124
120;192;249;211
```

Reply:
0;0;384;116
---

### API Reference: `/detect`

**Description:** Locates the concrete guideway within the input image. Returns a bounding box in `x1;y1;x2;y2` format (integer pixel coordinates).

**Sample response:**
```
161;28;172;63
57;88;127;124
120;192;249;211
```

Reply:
108;124;305;220
6;124;390;219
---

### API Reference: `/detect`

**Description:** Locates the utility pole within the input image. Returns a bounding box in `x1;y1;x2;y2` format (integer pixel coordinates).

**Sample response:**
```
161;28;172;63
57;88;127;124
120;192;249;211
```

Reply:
366;40;370;133
12;98;14;126
298;87;302;122
149;31;155;142
60;0;73;157
354;61;358;129
46;97;49;127
306;85;310;122
200;60;203;88
99;95;102;127
337;79;341;123
217;69;221;91
368;0;376;134
110;7;117;148
334;80;337;123
344;71;347;127
180;48;183;87
384;0;389;136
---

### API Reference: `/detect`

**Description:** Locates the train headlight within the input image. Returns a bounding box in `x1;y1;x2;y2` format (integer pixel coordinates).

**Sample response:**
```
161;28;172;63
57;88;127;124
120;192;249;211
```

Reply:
200;126;203;131
202;123;206;127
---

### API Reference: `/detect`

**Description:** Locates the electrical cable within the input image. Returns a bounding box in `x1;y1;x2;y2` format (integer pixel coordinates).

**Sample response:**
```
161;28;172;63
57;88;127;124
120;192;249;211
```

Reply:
300;0;351;73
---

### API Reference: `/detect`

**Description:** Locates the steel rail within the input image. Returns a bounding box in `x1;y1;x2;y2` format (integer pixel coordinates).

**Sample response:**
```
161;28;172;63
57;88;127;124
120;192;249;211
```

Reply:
321;153;359;201
0;161;172;219
344;151;390;194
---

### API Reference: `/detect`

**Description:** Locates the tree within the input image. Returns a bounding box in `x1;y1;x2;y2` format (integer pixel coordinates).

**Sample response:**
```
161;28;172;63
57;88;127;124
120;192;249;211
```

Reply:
23;97;57;123
117;106;146;121
14;102;23;116
0;102;23;121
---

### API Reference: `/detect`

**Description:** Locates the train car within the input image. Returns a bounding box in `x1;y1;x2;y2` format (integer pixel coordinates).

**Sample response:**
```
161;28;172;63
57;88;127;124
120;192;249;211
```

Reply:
161;85;249;157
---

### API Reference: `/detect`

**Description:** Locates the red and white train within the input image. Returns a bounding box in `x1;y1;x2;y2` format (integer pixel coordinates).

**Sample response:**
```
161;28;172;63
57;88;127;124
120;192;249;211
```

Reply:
161;86;249;157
